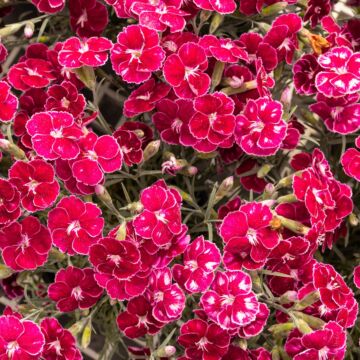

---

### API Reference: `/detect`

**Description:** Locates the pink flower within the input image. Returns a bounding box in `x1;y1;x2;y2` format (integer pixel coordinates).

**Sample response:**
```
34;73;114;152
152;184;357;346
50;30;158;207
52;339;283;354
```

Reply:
222;345;271;360
235;97;286;156
0;315;45;359
146;268;185;322
199;35;249;63
72;133;122;186
285;321;346;360
48;266;103;312
31;0;65;13
48;196;104;255
131;0;189;33
58;37;113;69
238;302;270;338
40;317;82;360
103;0;132;18
114;129;144;166
263;13;302;64
200;270;260;330
304;0;332;28
123;78;170;117
316;46;360;96
163;42;210;99
110;25;165;84
220;202;280;270
293;54;321;95
235;159;268;194
8;58;56;91
19;88;47;116
0;178;21;226
172;236;221;293
194;0;236;14
0;274;24;300
69;0;108;38
189;92;235;153
26;111;83;160
9;159;60;212
178;319;230;360
341;147;360;181
152;98;197;146
89;237;144;300
310;94;360;134
0;216;51;271
133;180;183;247
45;81;86;118
116;295;164;338
0;81;18;122
353;265;360;288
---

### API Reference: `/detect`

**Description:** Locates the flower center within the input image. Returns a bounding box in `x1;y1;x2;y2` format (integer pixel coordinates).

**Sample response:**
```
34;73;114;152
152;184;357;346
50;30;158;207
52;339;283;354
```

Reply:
21;234;30;250
319;346;329;360
171;118;183;133
247;228;259;246
25;179;38;192
61;97;71;108
7;341;19;358
196;337;208;350
221;294;235;306
87;150;98;161
107;254;122;266
186;260;198;270
136;92;151;101
67;220;81;235
155;211;167;223
48;340;63;356
184;66;198;80
50;129;63;138
71;286;83;300
154;291;164;302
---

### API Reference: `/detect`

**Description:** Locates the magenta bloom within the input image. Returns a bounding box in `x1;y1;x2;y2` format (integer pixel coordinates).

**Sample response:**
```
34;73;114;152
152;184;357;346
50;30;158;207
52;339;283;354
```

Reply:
31;0;65;13
316;46;360;97
48;196;104;255
0;81;18;122
58;37;113;69
111;25;165;84
123;78;170;117
238;302;270;339
199;35;249;63
193;0;236;14
0;315;45;359
293;54;321;95
178;319;230;360
200;270;260;330
0;178;21;226
131;0;189;33
0;216;51;271
48;266;103;312
9;159;60;212
40;317;82;360
116;295;164;338
304;0;332;28
89;237;144;300
152;98;197;146
235;97;286;156
147;268;185;322
173;236;221;293
163;42;210;99
69;0;108;38
26;111;83;160
72;133;123;186
341;147;360;181
353;265;360;288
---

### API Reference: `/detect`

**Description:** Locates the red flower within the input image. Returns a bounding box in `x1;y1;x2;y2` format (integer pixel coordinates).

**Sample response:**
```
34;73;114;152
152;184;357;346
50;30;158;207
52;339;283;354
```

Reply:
40;317;82;360
58;37;113;69
26;111;83;160
0;274;24;300
133;180;183;247
178;319;230;360
9;159;60;212
71;133;123;186
103;0;132;18
0;216;52;271
69;0;108;38
89;237;144;300
0;178;21;226
0;81;18;122
353;265;360;288
238;302;270;338
341;147;360;182
152;98;197;146
110;25;165;84
116;295;164;338
48;266;103;312
293;54;321;95
193;0;236;14
48;196;104;255
45;81;86;118
8;58;56;91
304;0;332;28
19;88;47;116
173;236;221;293
131;0;189;33
0;315;45;359
163;42;210;99
189;92;236;153
235;159;268;194
199;35;249;63
200;270;260;330
220;202;280;270
123;78;170;117
316;46;360;97
31;0;65;13
146;268;185;322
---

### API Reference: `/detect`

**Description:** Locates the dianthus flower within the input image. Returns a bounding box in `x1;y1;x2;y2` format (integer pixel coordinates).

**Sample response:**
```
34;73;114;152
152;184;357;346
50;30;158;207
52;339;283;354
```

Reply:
0;81;18;122
194;0;236;14
31;0;65;14
341;137;360;181
0;178;21;226
293;54;321;95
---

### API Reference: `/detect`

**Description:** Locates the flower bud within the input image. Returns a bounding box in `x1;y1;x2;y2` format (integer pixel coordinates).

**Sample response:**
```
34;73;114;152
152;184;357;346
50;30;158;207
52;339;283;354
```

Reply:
155;345;176;357
200;9;212;23
126;201;143;213
210;13;224;34
0;264;13;280
280;86;293;114
214;176;234;203
0;139;27;160
349;213;359;227
294;318;313;335
180;165;198;177
261;1;288;16
276;193;298;204
69;321;84;336
116;221;127;241
143;140;160;162
95;184;112;205
279;290;298;304
0;23;23;38
81;321;92;349
294;291;320;310
73;66;96;90
268;322;295;336
211;61;225;90
257;164;273;178
24;22;34;38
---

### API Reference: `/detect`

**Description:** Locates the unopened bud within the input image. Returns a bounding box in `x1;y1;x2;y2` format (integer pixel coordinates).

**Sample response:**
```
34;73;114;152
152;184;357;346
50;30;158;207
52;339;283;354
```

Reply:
0;264;13;279
73;66;96;90
257;164;273;178
294;291;320;310
214;176;233;203
211;61;225;90
268;322;295;336
292;311;325;330
24;22;34;38
95;184;112;204
0;23;23;38
126;201;143;213
276;193;298;204
81;321;92;348
134;129;144;138
261;1;288;16
238;339;247;351
200;10;212;23
280;86;293;113
349;213;359;227
0;139;27;160
294;318;313;335
116;221;127;241
48;248;66;262
180;165;198;177
155;345;176;357
271;346;281;360
279;290;298;304
69;321;84;336
210;13;224;34
143;140;160;162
